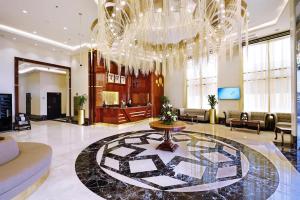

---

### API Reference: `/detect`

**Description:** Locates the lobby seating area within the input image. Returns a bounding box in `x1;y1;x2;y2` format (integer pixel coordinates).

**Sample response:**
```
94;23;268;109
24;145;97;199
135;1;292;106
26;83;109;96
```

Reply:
175;109;292;134
222;110;292;142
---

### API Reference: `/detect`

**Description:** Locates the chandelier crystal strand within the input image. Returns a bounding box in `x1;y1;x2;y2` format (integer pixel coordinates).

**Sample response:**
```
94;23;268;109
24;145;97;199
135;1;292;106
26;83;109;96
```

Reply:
92;0;248;76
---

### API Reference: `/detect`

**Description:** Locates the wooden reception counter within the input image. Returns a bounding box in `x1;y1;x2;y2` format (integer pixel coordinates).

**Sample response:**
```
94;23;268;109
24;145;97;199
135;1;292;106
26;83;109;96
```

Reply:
97;106;152;124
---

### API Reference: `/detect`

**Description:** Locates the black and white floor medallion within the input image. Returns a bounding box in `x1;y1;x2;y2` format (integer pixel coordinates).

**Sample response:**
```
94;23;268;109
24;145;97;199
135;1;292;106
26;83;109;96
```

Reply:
75;130;279;199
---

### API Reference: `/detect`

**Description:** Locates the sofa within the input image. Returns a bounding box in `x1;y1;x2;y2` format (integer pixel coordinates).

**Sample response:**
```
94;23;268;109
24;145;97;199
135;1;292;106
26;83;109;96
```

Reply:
178;108;210;123
223;111;243;126
0;136;52;200
248;112;268;130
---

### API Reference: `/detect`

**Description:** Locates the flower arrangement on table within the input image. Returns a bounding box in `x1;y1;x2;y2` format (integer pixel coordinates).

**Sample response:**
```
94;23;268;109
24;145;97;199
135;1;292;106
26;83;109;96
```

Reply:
160;103;178;125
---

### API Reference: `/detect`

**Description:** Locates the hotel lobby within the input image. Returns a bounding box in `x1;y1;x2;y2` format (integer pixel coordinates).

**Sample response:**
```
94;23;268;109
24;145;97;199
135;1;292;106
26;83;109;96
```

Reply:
0;0;300;200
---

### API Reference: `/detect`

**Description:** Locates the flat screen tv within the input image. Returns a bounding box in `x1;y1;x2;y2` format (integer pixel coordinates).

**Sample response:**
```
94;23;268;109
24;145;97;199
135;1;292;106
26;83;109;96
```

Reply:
218;87;240;100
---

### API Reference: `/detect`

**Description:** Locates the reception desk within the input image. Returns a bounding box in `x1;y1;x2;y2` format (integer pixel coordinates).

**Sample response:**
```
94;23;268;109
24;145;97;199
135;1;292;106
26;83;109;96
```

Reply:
97;106;152;124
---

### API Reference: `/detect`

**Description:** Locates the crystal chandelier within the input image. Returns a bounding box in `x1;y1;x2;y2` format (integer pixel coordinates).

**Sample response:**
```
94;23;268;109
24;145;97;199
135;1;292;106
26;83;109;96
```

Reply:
92;0;248;76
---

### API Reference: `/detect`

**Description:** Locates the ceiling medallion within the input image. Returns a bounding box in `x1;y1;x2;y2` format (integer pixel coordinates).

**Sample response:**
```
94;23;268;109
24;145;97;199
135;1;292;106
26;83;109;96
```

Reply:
92;0;248;76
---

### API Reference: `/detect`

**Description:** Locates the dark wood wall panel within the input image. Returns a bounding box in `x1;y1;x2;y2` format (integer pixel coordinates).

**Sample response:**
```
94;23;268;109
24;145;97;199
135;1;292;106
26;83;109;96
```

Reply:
88;51;164;124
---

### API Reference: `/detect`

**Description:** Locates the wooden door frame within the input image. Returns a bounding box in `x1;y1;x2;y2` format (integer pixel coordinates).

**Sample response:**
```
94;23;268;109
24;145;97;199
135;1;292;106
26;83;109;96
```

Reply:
14;57;71;118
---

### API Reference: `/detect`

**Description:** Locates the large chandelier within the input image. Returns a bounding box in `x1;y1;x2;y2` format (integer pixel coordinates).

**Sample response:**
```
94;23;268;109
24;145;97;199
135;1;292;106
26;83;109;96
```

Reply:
92;0;248;76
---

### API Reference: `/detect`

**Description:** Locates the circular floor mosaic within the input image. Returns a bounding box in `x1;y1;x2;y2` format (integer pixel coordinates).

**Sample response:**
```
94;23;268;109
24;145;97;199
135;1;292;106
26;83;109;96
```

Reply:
75;130;279;199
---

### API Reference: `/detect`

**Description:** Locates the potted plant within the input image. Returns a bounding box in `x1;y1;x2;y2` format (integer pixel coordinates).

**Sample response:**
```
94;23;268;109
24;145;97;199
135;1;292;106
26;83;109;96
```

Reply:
208;95;218;124
78;94;87;125
160;96;170;104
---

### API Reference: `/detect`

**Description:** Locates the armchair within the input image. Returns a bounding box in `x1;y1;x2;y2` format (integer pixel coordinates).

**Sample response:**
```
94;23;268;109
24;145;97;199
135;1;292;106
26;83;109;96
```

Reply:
14;113;31;131
274;113;291;127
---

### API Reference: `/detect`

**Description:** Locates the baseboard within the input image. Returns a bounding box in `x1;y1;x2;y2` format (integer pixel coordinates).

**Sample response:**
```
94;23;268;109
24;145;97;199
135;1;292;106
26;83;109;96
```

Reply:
30;115;47;121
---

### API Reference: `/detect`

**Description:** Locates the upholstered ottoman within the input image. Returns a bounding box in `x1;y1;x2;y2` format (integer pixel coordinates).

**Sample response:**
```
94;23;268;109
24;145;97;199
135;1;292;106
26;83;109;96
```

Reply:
0;136;19;165
0;136;52;200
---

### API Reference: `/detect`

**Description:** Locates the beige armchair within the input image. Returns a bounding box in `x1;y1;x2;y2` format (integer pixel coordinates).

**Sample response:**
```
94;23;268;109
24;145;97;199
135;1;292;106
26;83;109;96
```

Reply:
274;113;291;127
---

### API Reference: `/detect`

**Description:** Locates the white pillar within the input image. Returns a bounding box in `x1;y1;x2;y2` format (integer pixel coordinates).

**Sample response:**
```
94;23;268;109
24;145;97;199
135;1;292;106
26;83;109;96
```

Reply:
290;0;298;148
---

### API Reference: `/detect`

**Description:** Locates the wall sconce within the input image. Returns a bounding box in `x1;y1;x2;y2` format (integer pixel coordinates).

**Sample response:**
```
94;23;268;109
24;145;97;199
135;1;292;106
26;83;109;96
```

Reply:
156;77;163;87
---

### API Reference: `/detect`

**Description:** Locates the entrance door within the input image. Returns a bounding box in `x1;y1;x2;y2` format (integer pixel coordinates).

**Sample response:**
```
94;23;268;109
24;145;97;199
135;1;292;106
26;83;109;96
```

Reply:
47;93;61;120
26;93;31;115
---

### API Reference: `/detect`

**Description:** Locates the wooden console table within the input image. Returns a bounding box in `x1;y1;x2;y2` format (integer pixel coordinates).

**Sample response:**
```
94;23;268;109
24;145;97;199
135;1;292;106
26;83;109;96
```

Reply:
149;121;186;152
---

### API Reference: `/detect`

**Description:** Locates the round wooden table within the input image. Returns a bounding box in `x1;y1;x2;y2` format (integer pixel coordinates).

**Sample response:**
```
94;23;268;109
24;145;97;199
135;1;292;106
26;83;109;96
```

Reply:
149;120;186;152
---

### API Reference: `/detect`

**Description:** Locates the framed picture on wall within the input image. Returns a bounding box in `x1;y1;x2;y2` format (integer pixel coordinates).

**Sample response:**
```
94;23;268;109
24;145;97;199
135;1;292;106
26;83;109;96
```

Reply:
120;76;126;84
107;73;115;83
114;75;120;84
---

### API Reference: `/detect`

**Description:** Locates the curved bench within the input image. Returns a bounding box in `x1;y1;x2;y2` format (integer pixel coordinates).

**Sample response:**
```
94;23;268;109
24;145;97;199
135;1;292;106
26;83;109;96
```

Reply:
0;137;52;200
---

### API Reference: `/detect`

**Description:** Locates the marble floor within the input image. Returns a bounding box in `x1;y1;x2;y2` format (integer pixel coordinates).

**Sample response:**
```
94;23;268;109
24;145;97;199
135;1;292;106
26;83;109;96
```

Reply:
2;119;300;200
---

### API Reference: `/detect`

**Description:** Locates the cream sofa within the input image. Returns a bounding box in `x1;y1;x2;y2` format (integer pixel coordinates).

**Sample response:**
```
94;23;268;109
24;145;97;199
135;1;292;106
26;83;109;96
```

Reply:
224;110;243;126
0;136;52;200
178;108;210;123
248;112;268;129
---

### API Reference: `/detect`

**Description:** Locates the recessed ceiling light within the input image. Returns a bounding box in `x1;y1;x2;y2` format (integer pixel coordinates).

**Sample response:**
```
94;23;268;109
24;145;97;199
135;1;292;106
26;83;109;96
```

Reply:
120;1;126;6
34;43;38;46
13;37;16;40
33;31;37;34
63;27;68;30
22;10;28;14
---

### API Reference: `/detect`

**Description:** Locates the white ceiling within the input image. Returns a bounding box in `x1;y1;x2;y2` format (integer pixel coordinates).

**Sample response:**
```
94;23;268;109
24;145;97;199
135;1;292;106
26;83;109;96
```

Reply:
0;0;97;51
0;0;290;52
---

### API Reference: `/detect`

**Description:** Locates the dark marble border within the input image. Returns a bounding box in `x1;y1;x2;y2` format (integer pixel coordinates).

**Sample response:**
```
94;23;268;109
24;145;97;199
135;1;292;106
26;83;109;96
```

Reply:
75;130;279;200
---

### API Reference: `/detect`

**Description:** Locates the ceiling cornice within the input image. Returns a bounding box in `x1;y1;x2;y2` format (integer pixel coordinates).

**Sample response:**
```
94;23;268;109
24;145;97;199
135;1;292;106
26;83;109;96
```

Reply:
248;0;288;32
0;23;94;52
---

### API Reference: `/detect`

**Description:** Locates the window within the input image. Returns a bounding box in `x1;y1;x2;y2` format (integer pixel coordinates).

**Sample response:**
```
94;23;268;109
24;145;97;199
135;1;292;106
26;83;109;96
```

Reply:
186;55;218;109
243;36;291;113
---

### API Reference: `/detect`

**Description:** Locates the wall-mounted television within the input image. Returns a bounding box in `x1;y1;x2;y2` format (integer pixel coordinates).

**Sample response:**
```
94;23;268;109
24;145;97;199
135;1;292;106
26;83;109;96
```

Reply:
218;87;240;100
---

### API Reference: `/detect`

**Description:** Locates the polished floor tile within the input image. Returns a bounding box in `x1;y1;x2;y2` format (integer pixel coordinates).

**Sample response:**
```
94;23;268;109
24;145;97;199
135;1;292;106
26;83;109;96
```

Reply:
1;119;300;199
